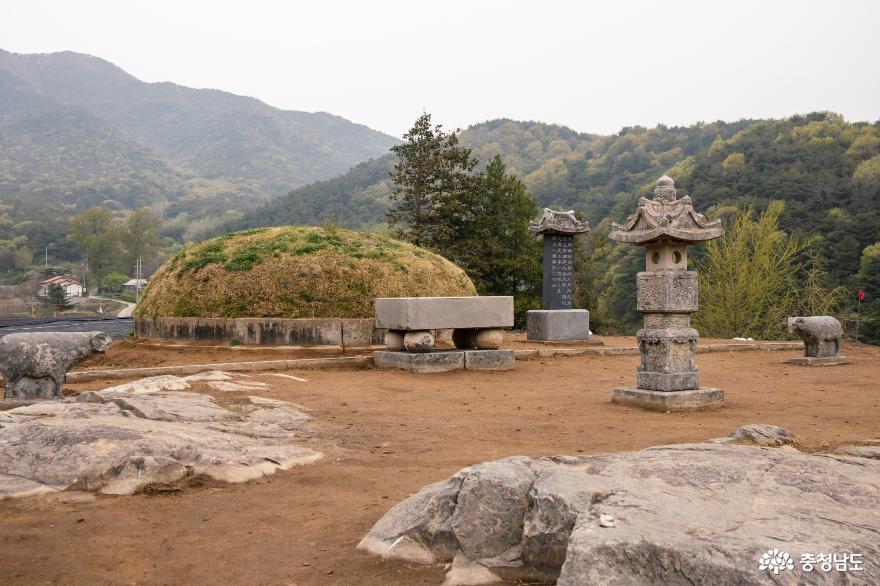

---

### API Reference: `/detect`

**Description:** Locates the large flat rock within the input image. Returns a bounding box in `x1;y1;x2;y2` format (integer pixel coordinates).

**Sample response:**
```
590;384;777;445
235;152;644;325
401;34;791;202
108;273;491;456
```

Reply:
360;435;880;585
0;374;321;498
374;297;514;330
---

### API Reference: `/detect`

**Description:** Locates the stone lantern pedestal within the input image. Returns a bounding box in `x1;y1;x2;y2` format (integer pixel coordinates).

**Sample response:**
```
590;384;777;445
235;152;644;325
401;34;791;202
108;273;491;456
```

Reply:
526;209;591;342
609;176;725;411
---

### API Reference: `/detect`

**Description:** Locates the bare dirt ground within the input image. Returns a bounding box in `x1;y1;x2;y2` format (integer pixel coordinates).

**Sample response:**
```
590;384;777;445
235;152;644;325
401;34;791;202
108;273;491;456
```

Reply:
2;340;878;585
73;332;770;371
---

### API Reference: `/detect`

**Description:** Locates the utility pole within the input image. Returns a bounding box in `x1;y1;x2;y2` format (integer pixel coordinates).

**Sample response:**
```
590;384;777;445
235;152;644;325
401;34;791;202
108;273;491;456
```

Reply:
45;244;48;269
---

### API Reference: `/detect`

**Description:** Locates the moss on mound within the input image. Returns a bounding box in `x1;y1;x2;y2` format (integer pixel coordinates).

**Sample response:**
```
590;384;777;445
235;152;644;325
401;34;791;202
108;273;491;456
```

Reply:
136;226;476;319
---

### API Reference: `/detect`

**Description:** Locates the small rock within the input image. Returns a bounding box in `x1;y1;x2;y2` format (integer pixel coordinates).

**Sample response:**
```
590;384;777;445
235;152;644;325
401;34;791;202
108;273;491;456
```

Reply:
707;424;796;447
598;514;615;528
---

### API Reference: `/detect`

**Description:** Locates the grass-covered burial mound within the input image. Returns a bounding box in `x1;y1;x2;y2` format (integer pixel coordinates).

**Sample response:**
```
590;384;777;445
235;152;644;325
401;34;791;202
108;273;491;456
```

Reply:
136;227;476;319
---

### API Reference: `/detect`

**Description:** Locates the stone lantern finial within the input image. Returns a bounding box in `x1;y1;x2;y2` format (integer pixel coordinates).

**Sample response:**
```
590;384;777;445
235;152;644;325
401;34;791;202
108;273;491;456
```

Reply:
654;175;677;203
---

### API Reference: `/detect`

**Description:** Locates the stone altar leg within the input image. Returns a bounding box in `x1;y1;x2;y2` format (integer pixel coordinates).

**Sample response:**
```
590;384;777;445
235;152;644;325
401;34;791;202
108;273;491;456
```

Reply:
474;328;503;350
403;330;434;353
384;330;405;350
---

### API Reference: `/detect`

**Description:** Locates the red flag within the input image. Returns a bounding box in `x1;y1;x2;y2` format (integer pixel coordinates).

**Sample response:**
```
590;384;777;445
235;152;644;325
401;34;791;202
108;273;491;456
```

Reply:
858;289;865;301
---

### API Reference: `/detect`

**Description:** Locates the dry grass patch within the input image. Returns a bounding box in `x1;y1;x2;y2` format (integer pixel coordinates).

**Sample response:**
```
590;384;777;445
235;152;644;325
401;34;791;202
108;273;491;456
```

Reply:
136;226;476;318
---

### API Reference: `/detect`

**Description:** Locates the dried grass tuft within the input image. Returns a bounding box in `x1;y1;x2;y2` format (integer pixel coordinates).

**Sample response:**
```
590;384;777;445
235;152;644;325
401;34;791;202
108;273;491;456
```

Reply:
136;226;476;319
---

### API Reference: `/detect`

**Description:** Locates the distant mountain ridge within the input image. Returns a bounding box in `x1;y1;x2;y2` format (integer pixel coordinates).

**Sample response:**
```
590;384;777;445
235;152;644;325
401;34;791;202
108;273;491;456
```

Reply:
231;114;880;284
0;48;399;244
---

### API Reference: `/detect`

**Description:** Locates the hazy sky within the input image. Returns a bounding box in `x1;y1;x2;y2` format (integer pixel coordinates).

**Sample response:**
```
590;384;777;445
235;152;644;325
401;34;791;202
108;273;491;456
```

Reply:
3;0;879;138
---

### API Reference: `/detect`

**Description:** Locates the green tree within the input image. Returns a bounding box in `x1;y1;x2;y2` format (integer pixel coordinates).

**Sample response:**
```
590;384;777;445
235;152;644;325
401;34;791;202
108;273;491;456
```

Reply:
123;208;161;265
45;283;71;311
852;155;880;209
70;207;121;293
694;201;814;339
856;242;880;343
103;272;129;295
796;247;850;319
459;156;541;318
387;112;477;249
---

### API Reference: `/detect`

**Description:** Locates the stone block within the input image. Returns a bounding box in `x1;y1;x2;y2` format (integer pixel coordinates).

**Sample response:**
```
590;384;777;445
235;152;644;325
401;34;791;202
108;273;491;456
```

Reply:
636;271;698;313
235;318;343;345
611;387;724;411
373;350;464;373
374;297;514;331
789;356;849;366
341;319;384;346
636;328;698;390
464;350;515;371
642;313;691;328
707;343;758;352
135;317;350;345
636;371;699;392
526;309;589;341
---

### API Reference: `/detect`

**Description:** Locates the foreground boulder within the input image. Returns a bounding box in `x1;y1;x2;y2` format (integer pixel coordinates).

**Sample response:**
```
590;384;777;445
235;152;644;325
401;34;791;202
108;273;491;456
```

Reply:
0;374;321;497
360;438;880;585
0;331;112;399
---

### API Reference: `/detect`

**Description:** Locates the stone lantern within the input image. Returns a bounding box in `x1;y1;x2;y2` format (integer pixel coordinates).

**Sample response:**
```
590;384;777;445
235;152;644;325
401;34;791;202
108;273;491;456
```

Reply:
526;209;591;342
609;175;725;411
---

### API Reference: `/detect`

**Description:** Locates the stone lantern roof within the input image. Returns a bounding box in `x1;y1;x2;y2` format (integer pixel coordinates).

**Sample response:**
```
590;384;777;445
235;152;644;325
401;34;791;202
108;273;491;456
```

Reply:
609;176;724;245
529;208;590;236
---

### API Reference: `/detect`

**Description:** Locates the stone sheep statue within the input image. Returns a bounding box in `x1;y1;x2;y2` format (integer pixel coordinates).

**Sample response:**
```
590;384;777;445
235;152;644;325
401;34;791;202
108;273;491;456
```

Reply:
787;316;843;359
0;332;112;400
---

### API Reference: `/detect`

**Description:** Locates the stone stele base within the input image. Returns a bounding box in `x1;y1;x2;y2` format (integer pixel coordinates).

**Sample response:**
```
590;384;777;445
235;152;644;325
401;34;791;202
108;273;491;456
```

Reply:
789;355;849;366
526;309;590;342
612;387;724;412
373;350;515;373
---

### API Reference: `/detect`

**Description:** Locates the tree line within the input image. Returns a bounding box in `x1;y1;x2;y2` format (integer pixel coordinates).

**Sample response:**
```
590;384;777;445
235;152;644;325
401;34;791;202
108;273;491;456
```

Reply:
389;112;879;343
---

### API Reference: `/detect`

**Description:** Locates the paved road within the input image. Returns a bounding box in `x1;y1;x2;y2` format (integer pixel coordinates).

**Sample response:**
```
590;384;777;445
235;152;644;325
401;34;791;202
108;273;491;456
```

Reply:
0;316;134;340
85;296;137;317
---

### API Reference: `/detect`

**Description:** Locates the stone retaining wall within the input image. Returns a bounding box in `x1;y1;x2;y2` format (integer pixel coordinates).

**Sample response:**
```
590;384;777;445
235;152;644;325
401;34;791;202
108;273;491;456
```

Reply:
134;317;383;346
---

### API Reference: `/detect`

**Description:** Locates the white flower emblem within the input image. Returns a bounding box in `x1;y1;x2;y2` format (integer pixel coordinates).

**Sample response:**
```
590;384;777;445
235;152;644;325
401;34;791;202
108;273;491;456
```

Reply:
758;549;794;574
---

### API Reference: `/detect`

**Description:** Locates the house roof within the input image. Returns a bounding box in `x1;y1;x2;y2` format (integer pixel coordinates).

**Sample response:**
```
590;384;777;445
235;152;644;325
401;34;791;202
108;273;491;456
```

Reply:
41;276;82;287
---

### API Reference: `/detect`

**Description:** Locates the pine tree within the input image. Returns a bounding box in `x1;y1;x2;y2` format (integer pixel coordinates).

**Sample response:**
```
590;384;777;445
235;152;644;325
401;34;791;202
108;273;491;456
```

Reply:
46;283;71;311
387;112;476;250
462;156;540;309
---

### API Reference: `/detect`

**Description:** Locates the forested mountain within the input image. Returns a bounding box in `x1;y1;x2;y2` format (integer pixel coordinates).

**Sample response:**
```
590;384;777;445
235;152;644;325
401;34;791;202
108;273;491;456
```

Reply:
232;112;880;335
235;113;880;256
0;49;399;257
